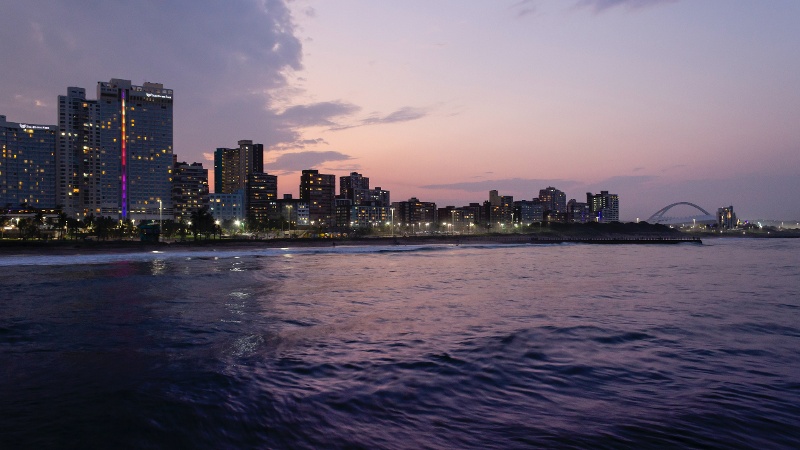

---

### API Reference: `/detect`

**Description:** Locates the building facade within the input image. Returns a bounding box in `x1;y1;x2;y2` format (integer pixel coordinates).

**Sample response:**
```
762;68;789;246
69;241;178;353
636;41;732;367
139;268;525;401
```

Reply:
566;199;591;224
208;191;244;223
246;172;278;225
57;87;100;217
213;140;264;195
488;190;514;225
95;79;174;221
300;169;336;227
172;161;209;223
587;191;619;223
392;197;437;228
539;186;567;214
339;172;370;204
717;205;737;229
515;199;544;225
0;115;57;209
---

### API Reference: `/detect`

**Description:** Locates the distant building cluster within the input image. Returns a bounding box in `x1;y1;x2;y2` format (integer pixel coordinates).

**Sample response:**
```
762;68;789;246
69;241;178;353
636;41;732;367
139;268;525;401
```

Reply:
8;76;714;232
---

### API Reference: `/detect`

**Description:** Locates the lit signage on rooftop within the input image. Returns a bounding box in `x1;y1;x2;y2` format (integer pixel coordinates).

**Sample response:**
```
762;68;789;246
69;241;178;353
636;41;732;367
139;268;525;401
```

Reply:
18;123;52;130
145;92;172;99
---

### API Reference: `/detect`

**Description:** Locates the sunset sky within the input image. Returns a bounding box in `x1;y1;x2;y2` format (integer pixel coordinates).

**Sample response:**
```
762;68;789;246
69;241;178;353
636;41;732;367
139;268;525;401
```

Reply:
2;0;799;220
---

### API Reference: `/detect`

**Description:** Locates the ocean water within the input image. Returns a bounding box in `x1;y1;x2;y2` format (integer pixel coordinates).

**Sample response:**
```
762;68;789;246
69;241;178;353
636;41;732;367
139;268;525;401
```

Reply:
1;239;799;449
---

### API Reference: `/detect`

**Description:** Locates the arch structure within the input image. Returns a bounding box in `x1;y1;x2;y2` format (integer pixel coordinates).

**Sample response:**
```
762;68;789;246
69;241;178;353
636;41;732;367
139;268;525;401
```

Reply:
647;202;715;225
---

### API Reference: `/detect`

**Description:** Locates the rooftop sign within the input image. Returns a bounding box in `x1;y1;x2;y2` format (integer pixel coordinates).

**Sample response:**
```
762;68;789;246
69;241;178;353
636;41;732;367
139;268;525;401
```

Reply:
145;92;172;99
18;123;53;130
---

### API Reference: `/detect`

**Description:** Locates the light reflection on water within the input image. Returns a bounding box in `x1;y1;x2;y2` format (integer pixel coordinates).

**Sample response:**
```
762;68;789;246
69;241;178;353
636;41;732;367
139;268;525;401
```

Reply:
0;239;798;449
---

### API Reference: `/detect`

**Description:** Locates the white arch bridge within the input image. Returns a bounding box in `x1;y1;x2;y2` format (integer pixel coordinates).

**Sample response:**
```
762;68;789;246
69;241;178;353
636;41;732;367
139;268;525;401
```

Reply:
647;202;716;226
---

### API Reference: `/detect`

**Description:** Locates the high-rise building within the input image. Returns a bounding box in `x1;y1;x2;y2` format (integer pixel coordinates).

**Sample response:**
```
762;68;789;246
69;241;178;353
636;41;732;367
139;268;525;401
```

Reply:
70;79;173;220
246;172;278;225
717;205;737;229
392;197;437;227
587;191;619;223
337;172;391;228
300;169;336;227
340;172;369;203
57;87;99;217
0;115;57;208
487;191;514;224
339;171;390;207
515;199;544;225
214;140;263;194
55;79;173;221
172;161;209;223
539;186;567;214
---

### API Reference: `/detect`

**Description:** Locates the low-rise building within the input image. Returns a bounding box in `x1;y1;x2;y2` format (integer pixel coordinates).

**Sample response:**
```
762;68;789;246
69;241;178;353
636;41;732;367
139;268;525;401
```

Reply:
208;191;244;223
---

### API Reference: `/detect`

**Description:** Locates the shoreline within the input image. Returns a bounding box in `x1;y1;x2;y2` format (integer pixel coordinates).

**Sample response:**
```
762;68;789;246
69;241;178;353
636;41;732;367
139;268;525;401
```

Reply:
2;229;797;256
1;233;704;256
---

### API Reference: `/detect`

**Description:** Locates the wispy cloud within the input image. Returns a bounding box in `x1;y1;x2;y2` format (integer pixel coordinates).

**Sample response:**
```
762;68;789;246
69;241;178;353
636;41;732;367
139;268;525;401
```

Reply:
264;150;354;174
331;106;433;131
364;106;429;125
510;0;537;18
271;137;329;151
422;177;579;193
575;0;679;13
276;101;360;127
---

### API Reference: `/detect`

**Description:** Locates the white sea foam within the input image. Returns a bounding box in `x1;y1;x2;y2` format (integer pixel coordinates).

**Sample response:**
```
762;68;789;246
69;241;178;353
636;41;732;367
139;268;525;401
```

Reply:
0;244;465;267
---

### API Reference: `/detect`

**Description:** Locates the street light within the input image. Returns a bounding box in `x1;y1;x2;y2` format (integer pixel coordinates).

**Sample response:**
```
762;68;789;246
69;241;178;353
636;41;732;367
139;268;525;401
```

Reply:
390;207;395;238
158;199;162;242
287;205;293;237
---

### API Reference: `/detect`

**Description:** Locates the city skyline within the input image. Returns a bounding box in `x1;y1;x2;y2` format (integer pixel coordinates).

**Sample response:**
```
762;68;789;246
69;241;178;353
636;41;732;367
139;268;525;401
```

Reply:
2;1;799;220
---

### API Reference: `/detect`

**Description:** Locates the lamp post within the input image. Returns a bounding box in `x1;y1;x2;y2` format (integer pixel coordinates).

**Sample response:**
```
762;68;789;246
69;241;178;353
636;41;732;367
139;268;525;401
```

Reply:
390;207;395;238
287;205;293;237
158;199;162;242
451;210;456;236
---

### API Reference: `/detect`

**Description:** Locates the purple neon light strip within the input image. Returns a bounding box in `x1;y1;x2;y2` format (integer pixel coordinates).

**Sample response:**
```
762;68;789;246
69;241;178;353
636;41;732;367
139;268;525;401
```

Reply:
121;90;127;219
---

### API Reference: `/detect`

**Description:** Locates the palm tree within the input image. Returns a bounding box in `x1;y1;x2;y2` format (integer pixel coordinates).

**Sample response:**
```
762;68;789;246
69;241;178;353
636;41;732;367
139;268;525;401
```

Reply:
190;207;215;240
95;216;115;240
66;217;81;240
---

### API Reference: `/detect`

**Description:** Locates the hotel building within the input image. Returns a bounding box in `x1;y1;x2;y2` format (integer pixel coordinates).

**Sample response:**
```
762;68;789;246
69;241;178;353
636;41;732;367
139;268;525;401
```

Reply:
0;115;57;208
96;79;174;221
57;80;174;220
